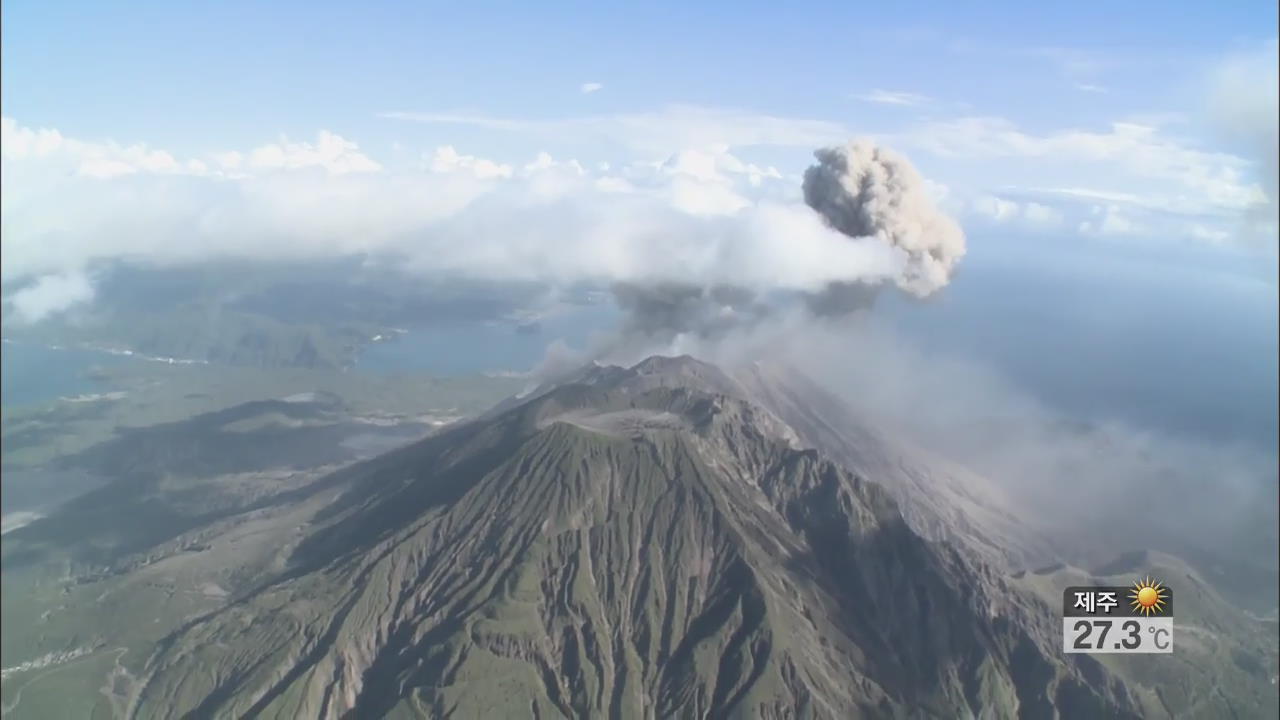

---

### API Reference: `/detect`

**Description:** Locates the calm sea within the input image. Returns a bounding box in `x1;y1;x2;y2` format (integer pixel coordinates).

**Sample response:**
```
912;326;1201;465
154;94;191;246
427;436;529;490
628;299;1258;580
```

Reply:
0;341;138;408
357;305;618;376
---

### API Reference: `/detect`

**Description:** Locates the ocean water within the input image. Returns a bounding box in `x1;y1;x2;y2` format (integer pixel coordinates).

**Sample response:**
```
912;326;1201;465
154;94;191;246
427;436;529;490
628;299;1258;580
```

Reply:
878;235;1280;452
357;305;618;376
0;342;138;408
1;303;618;407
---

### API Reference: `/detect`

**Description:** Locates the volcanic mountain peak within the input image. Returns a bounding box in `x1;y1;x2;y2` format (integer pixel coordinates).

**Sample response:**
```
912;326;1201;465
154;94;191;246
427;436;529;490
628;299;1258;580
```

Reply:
517;354;745;408
122;354;1142;718
523;359;801;458
628;354;745;393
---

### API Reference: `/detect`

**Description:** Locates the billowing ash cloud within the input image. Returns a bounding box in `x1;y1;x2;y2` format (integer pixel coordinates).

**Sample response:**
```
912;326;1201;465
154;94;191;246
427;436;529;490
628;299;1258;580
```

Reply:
611;140;967;343
802;140;966;297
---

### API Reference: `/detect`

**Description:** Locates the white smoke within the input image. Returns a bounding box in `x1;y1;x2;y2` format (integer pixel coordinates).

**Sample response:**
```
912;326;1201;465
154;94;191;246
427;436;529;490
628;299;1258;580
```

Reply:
612;308;1278;610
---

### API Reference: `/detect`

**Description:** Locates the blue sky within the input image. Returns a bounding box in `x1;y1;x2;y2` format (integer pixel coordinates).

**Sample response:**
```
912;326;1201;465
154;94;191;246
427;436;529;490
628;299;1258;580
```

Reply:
3;0;1276;150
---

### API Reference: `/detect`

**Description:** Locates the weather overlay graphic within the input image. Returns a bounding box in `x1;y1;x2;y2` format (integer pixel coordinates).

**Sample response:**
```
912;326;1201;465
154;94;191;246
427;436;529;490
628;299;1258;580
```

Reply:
1062;578;1173;654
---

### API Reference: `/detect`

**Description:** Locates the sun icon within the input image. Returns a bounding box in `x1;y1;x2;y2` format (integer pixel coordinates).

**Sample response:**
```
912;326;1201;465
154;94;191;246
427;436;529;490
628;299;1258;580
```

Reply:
1129;577;1168;616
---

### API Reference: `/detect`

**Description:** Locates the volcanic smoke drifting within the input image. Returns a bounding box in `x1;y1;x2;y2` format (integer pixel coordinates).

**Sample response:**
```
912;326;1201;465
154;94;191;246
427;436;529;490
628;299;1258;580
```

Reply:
613;140;967;340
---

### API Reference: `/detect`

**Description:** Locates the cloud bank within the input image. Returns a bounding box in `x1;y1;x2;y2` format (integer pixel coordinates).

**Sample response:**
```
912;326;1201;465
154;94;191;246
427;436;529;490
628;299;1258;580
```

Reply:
3;117;959;327
381;97;1273;248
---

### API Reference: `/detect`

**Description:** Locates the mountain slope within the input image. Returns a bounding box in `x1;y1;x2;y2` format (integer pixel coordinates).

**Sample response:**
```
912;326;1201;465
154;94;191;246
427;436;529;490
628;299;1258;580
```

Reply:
732;361;1060;571
2;393;427;571
126;356;1138;719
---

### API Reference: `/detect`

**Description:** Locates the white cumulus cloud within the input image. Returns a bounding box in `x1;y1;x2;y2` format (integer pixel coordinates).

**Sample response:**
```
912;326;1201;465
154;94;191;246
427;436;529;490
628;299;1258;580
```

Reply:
972;195;1020;223
968;195;1064;229
4;270;95;323
246;131;382;175
427;145;514;179
1078;204;1142;236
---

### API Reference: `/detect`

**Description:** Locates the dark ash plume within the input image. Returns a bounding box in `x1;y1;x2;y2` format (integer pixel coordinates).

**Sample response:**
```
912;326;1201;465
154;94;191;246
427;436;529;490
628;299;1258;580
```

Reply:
802;140;965;297
611;140;966;343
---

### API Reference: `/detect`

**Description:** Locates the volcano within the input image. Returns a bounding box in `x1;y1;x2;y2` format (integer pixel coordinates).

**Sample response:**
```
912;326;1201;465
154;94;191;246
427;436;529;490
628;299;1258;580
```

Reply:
116;355;1161;718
